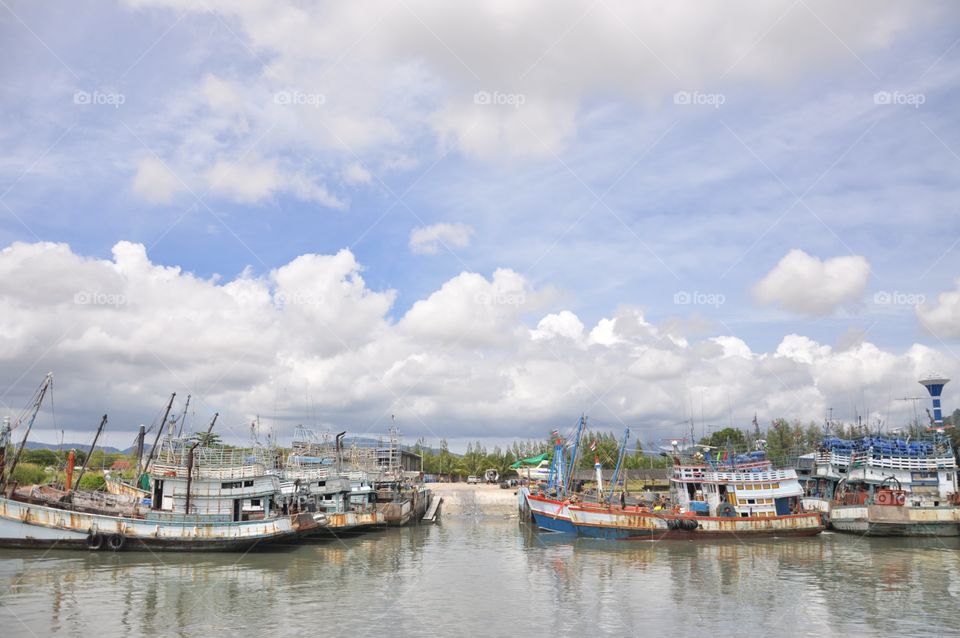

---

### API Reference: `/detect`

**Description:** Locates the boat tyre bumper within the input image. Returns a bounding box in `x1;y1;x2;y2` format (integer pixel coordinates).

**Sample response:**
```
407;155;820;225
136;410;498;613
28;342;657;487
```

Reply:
86;532;104;551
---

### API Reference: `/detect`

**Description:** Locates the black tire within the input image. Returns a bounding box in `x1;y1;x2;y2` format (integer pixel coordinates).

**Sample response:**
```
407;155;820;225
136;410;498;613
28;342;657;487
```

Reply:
683;518;699;531
86;533;104;551
107;534;125;551
673;518;683;530
666;519;678;530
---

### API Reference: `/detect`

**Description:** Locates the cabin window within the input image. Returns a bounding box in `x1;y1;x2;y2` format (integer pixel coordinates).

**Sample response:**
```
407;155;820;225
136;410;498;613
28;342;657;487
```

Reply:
244;480;254;487
251;499;261;507
222;481;243;489
771;482;780;489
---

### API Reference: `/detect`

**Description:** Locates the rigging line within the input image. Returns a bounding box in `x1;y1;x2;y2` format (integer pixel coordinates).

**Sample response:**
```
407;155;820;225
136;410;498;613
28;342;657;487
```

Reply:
48;376;57;435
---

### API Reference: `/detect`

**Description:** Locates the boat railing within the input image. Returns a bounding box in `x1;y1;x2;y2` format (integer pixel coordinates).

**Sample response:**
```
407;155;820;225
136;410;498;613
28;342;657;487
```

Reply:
674;465;796;483
151;461;265;480
815;450;955;471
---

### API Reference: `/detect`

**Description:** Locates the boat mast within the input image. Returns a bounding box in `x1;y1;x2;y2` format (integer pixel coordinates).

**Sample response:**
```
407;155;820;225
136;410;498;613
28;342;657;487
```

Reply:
564;415;586;495
3;373;53;491
141;392;176;476
606;426;630;505
71;414;107;492
175;394;191;438
185;412;217;516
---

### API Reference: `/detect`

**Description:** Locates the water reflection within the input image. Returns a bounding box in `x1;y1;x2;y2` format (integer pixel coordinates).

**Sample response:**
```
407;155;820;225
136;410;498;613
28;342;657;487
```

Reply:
1;521;958;637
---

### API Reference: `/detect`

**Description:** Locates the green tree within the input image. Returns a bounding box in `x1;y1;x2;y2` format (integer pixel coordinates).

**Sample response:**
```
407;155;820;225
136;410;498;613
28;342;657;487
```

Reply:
11;462;46;485
22;448;58;466
77;473;106;491
700;427;747;449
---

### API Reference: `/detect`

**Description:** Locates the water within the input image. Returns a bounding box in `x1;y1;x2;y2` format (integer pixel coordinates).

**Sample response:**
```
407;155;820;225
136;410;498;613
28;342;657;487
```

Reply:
1;518;959;637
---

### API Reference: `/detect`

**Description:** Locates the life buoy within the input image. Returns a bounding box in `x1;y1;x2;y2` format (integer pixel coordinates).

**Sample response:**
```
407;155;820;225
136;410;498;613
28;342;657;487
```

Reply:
107;534;125;551
86;532;104;551
893;492;906;506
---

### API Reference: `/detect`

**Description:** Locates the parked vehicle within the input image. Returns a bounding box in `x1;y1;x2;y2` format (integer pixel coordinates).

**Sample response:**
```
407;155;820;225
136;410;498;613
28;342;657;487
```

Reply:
466;476;480;484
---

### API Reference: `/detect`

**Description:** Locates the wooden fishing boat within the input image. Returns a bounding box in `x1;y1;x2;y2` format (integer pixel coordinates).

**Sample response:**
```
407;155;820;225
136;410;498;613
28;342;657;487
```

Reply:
569;444;822;540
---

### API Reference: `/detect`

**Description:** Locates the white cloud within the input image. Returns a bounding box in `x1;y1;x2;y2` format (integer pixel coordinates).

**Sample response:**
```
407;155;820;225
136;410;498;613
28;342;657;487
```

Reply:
0;240;955;447
917;278;960;339
753;249;870;315
409;222;474;255
342;162;372;185
204;159;345;209
131;156;183;204
108;0;937;204
531;311;585;342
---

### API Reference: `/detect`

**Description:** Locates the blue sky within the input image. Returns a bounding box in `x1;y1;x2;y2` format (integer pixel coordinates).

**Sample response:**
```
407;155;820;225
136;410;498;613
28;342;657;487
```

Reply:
1;1;959;448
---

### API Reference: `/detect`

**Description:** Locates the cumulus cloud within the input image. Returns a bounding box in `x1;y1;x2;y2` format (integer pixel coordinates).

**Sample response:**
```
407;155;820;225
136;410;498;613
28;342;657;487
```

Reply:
409;223;474;255
753;249;870;316
0;241;953;447
916;278;960;339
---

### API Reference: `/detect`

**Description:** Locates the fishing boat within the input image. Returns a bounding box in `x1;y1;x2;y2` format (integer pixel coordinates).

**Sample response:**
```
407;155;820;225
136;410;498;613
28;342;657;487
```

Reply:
802;377;960;536
511;454;552;482
568;442;822;540
0;378;319;551
805;434;960;536
519;417;592;533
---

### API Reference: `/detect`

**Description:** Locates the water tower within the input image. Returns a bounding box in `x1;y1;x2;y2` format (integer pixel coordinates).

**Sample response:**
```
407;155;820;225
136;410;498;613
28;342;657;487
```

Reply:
919;375;950;426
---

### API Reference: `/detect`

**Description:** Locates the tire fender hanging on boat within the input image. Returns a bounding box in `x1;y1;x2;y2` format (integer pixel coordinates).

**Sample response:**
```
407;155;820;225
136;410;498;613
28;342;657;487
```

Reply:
86;532;104;551
107;534;125;551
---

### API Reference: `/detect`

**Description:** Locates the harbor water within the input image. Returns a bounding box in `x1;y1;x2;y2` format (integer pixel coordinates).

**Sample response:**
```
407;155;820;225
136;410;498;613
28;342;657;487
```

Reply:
1;516;959;637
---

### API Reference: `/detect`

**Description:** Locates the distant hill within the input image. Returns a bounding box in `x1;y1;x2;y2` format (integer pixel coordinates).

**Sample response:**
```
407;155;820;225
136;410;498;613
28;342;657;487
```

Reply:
22;441;127;454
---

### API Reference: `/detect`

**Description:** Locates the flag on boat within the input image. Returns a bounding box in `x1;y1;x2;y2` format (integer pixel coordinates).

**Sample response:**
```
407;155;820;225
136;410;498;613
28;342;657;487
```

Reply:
551;429;560;438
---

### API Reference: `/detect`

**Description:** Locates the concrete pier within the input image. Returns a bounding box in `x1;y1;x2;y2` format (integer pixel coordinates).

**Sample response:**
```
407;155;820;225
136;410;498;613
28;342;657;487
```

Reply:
427;483;518;516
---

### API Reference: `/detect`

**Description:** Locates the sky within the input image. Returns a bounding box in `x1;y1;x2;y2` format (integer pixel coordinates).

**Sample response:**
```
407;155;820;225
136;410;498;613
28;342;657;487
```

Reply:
1;0;959;452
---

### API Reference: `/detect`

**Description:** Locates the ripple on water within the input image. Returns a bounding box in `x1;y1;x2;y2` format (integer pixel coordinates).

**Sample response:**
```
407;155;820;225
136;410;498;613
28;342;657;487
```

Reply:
1;521;959;637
